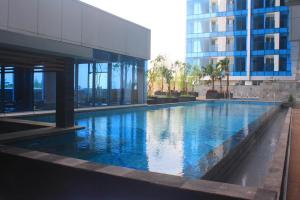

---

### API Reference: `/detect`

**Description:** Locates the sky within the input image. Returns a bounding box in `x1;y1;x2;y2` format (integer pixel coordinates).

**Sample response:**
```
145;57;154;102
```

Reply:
80;0;186;62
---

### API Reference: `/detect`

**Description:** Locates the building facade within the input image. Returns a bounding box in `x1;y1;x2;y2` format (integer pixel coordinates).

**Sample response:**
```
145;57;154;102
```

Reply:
0;0;150;114
186;0;296;82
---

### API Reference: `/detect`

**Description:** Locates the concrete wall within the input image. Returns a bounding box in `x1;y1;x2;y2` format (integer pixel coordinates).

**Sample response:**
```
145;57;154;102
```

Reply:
0;0;150;60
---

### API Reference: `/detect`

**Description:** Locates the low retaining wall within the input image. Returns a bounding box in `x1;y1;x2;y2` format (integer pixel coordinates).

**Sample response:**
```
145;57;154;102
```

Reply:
0;146;257;200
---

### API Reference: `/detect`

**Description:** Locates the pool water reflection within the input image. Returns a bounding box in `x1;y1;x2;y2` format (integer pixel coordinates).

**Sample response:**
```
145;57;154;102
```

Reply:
13;101;276;179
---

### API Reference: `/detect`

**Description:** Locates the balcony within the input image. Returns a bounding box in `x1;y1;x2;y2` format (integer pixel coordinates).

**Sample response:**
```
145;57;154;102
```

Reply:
227;4;234;11
226;45;234;52
265;42;275;50
211;25;218;32
227;24;234;32
210;45;218;52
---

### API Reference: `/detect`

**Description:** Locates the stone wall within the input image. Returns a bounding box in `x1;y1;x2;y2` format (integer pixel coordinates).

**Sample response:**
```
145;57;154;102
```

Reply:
194;81;300;101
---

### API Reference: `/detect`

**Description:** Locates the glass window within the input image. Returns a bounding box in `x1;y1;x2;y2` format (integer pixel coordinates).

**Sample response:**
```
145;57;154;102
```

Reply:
227;18;234;32
253;0;264;9
279;56;287;71
4;67;15;112
132;64;138;104
78;63;93;107
236;0;247;10
280;35;287;49
123;63;133;105
34;69;44;109
253;35;265;50
266;0;275;7
226;37;234;51
235;16;246;31
193;0;209;14
235;57;246;72
227;0;234;11
265;35;275;50
111;63;122;105
95;63;108;106
265;14;275;29
253;15;264;29
253;56;264;71
280;13;288;28
265;56;274;71
236;36;246;51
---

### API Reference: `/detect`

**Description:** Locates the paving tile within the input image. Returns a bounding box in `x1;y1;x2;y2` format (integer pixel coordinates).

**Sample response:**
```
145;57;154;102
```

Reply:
54;157;87;167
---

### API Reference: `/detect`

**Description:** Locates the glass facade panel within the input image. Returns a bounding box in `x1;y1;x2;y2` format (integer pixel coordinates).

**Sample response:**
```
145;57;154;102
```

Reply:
78;63;93;107
235;57;246;72
186;0;291;78
279;56;287;71
253;36;265;50
236;0;247;10
265;0;275;7
4;67;15;112
95;63;108;106
253;15;264;29
235;16;247;31
236;36;246;51
34;69;44;109
265;14;275;29
111;63;122;105
123;63;133;105
253;0;264;9
253;57;265;71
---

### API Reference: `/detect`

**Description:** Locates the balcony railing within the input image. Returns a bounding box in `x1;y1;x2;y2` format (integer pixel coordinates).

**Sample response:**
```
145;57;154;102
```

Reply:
211;5;218;13
210;45;218;52
227;24;234;32
265;42;275;50
227;4;234;11
211;25;218;32
226;45;234;52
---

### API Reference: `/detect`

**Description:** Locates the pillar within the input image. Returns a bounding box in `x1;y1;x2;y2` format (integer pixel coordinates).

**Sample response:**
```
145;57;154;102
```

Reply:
56;59;74;128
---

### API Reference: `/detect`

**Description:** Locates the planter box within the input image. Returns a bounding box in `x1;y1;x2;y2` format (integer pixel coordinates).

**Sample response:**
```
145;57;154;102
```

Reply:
206;90;220;99
178;96;196;102
147;97;178;104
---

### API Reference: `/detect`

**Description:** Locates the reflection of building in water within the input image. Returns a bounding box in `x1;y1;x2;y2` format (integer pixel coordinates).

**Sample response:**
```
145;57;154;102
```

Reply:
146;107;184;175
73;111;148;169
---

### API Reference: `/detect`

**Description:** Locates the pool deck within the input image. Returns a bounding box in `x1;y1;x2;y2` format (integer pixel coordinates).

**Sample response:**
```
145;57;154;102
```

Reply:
287;109;300;200
225;109;288;187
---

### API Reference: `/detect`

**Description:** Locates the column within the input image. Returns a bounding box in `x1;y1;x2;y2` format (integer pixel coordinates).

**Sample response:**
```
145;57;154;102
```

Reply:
246;0;252;81
14;67;34;111
56;59;74;128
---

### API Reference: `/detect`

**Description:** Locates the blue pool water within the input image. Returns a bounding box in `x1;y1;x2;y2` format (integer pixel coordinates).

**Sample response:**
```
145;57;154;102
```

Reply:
12;101;277;179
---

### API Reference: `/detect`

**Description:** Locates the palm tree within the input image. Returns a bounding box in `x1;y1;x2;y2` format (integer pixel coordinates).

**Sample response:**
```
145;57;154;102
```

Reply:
203;63;218;91
217;58;230;98
151;55;168;92
164;68;174;96
147;67;158;95
215;65;224;93
188;65;203;92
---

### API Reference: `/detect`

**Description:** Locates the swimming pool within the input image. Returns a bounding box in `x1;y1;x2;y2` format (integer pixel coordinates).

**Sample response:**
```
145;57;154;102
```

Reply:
11;101;277;179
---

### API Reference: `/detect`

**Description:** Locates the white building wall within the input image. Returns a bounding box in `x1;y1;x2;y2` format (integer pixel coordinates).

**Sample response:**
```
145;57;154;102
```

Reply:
218;0;226;12
217;17;227;32
0;0;151;60
218;37;226;52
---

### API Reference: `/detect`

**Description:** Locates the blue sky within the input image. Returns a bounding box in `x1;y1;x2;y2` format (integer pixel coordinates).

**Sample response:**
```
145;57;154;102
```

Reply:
80;0;186;62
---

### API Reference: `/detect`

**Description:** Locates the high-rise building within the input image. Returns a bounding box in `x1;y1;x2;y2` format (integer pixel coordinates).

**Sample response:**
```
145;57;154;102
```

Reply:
186;0;297;82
